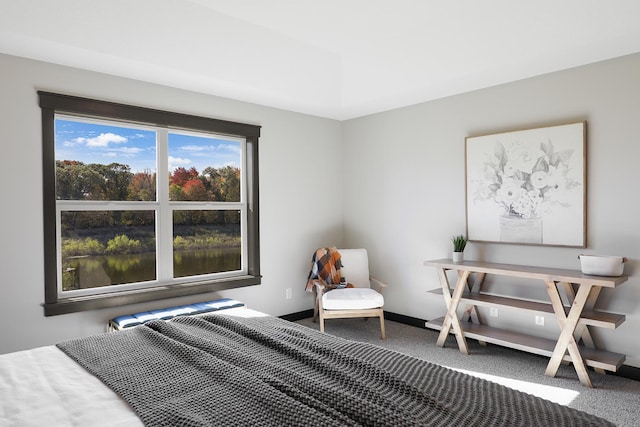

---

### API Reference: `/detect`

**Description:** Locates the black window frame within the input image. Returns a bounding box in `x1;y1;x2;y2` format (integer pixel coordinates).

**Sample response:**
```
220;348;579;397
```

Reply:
39;91;261;316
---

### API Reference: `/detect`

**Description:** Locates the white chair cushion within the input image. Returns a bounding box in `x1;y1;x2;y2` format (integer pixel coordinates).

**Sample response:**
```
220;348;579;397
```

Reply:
338;248;370;288
322;288;384;310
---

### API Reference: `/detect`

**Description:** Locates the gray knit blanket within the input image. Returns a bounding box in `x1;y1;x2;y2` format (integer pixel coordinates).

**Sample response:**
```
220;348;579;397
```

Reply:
57;314;613;427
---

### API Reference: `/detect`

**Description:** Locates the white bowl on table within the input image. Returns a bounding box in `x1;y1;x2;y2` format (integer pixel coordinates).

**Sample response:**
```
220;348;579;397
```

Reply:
578;255;627;276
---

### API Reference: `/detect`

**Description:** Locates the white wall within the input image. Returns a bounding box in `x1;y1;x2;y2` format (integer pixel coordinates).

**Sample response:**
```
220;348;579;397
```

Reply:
0;53;343;354
342;53;640;367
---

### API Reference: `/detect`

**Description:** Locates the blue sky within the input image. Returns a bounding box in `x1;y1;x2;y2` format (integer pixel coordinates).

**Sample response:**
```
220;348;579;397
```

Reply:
55;118;241;174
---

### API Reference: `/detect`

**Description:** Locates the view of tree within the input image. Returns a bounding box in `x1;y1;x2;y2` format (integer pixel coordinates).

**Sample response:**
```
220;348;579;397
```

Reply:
219;165;241;203
183;179;208;201
56;161;239;202
56;161;132;201
129;170;156;201
56;160;104;200
56;160;241;226
170;166;199;187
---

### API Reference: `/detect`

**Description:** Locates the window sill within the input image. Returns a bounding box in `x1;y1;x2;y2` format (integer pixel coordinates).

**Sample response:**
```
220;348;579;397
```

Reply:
43;275;261;316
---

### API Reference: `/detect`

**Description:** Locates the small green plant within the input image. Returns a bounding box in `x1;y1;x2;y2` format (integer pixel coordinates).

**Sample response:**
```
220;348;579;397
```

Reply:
451;234;467;252
106;234;142;254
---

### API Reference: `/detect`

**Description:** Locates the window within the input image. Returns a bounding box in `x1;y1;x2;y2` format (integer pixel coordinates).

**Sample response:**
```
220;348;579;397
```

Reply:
40;92;261;316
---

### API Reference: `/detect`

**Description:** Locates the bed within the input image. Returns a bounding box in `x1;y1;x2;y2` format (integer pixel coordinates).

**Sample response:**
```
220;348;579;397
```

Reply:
0;305;613;426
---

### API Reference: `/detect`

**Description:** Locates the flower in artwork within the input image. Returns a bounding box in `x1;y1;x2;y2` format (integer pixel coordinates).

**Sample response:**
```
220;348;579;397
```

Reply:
473;139;578;219
495;179;524;204
506;145;545;174
529;171;548;189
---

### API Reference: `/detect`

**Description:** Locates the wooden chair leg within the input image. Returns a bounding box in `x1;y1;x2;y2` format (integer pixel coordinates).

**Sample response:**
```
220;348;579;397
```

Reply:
312;287;319;322
379;313;386;340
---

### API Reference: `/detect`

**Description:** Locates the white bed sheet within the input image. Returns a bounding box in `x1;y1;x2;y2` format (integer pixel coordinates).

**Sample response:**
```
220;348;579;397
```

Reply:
0;345;142;427
0;307;267;427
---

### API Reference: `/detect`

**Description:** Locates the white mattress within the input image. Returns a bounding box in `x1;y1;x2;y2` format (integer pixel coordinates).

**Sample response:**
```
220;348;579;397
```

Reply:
0;307;267;427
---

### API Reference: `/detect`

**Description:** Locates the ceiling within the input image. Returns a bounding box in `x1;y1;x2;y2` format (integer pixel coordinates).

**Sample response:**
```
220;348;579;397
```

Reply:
2;0;640;120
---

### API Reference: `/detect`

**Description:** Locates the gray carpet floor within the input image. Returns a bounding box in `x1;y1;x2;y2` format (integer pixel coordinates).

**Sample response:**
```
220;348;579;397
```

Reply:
294;317;640;426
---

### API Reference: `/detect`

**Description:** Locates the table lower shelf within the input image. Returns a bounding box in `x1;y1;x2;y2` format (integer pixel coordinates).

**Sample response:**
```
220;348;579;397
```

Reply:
427;288;625;329
425;317;625;372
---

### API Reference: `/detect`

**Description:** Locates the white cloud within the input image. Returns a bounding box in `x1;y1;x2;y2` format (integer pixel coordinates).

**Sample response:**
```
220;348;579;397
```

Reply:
119;147;143;155
80;132;127;148
168;156;191;171
218;143;241;154
179;143;240;155
181;144;215;152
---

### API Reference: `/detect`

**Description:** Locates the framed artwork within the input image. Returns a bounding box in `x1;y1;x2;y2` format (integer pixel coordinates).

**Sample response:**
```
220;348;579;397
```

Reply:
465;121;586;247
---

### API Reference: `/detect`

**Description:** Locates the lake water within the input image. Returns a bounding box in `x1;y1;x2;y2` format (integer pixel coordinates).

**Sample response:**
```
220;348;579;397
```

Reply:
62;247;241;291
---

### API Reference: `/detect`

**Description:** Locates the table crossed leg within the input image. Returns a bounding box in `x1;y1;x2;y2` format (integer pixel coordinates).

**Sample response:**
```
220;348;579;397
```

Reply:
462;272;487;346
462;272;485;322
560;282;606;374
545;280;594;388
436;268;471;354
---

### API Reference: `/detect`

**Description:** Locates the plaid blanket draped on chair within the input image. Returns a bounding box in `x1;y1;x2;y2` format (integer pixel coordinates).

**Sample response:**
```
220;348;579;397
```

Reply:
305;247;345;292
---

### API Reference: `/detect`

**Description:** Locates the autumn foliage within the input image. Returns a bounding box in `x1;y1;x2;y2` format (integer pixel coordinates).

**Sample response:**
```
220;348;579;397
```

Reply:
56;161;241;227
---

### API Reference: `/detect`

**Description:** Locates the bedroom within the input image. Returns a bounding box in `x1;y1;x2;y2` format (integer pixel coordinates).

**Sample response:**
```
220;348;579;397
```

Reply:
0;1;639;424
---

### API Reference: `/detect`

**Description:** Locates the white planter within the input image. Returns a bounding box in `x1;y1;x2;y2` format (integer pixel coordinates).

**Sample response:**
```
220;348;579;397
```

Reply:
452;252;464;263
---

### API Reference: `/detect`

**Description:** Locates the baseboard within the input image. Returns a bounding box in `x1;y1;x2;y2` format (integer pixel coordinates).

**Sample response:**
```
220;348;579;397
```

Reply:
383;311;427;328
613;364;640;381
279;309;412;324
282;309;640;382
279;309;314;322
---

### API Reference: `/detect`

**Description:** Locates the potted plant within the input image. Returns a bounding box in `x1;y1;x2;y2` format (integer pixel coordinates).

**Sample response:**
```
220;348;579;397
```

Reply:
451;234;467;263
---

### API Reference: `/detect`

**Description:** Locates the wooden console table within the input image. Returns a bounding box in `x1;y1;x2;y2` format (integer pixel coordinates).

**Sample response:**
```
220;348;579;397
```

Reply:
423;259;627;387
